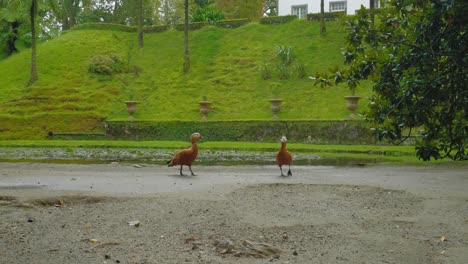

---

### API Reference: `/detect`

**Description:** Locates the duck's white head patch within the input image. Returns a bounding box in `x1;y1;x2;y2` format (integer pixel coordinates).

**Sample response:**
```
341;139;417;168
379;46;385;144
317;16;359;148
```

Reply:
281;136;287;143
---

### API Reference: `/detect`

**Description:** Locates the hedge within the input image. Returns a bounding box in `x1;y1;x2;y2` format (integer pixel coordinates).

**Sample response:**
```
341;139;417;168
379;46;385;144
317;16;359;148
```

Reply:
175;21;209;31
49;132;107;140
260;15;297;25
215;18;249;28
72;23;168;33
72;23;136;32
143;25;168;33
105;120;376;144
307;12;345;22
72;20;251;33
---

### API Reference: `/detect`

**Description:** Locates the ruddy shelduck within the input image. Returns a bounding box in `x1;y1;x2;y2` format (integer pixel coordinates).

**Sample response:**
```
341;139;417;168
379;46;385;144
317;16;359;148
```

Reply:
276;136;292;176
167;132;202;176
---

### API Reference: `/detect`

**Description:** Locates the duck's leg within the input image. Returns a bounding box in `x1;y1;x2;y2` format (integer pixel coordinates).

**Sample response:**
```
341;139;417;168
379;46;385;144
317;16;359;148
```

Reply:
188;165;197;176
189;165;196;176
279;165;285;176
179;165;186;176
287;164;292;176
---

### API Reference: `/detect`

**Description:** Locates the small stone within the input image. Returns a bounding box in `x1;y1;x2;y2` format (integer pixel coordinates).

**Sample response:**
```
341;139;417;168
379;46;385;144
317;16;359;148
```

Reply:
105;254;111;259
292;250;298;256
128;220;140;227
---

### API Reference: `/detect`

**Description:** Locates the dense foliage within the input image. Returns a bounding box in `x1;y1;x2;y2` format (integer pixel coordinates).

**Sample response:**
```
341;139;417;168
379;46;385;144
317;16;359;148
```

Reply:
191;5;225;24
313;0;467;161
215;0;263;21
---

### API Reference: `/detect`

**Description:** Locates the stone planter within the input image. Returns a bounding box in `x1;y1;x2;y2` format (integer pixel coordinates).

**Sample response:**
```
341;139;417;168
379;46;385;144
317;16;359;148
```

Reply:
269;99;283;119
199;101;212;120
344;96;361;119
125;101;139;120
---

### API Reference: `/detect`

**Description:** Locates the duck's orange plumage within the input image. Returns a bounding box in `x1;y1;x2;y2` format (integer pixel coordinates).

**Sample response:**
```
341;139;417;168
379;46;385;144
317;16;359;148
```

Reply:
276;136;292;176
167;133;201;176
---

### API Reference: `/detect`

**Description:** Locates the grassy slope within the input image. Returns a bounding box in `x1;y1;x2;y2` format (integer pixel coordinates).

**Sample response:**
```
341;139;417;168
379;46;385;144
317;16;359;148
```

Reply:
0;20;373;139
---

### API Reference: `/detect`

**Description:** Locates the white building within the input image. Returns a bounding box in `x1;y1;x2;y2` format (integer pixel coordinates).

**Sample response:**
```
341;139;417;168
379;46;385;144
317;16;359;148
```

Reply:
278;0;380;17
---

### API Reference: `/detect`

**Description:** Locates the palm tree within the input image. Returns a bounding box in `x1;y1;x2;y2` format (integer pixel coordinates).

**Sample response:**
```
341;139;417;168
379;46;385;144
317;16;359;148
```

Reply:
27;0;38;86
137;0;143;48
320;0;326;34
183;0;190;73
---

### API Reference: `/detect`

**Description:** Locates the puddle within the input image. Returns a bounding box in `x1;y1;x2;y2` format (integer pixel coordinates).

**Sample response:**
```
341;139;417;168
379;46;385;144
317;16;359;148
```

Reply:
29;196;107;207
0;184;44;189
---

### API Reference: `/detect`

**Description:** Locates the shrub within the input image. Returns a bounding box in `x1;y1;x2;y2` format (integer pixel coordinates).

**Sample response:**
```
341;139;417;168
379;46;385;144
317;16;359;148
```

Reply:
258;63;272;80
275;45;293;79
277;63;290;79
258;46;307;80
294;62;308;79
88;53;125;75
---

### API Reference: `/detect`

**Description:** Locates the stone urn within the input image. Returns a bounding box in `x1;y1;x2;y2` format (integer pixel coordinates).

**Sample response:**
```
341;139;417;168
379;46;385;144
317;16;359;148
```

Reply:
125;100;139;120
199;100;212;120
269;99;283;119
344;96;361;119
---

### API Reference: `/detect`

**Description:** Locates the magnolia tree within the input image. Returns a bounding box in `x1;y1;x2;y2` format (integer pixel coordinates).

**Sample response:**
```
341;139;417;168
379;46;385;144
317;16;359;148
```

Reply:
313;0;467;161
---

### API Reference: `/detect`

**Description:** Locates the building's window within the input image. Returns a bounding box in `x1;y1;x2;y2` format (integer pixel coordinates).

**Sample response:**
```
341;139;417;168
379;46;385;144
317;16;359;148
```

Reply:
291;4;308;19
371;0;380;8
329;1;346;12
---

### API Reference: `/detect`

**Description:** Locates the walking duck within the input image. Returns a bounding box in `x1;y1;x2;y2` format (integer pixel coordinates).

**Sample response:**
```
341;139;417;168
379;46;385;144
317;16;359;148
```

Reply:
167;133;202;176
276;136;292;176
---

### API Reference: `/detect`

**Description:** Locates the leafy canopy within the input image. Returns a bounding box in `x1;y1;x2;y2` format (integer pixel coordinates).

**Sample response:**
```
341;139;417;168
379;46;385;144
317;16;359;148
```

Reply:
313;0;467;161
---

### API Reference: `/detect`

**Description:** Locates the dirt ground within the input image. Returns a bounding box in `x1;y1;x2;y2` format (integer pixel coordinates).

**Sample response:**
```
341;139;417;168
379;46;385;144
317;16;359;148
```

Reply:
0;162;467;264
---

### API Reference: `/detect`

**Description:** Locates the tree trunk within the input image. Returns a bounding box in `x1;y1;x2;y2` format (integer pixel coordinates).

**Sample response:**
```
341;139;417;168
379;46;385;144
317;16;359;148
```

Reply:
137;0;144;48
370;0;375;26
183;0;190;74
70;0;78;28
28;0;38;87
320;0;326;35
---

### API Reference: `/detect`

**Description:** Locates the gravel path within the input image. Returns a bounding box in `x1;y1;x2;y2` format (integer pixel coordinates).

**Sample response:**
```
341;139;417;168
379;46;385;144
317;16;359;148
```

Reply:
1;163;467;264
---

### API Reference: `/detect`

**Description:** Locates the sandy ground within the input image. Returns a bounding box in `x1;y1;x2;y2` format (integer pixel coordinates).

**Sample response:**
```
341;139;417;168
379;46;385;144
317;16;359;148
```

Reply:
0;162;467;264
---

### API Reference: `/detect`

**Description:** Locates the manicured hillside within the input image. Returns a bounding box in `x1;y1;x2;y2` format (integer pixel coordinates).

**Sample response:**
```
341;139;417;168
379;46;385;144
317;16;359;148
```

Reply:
0;19;372;139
